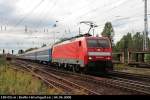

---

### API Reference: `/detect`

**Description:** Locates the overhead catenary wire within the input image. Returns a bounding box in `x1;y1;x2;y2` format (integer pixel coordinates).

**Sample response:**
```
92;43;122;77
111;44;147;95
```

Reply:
63;0;145;36
8;0;48;49
9;0;45;32
1;1;150;51
34;0;58;31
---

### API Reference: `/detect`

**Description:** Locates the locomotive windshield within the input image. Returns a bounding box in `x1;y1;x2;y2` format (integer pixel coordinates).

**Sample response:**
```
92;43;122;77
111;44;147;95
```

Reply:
87;39;110;48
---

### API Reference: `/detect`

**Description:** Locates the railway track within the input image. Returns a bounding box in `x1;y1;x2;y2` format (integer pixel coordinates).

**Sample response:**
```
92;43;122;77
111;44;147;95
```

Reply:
42;66;150;95
12;60;101;95
108;71;150;83
33;62;150;95
11;60;150;95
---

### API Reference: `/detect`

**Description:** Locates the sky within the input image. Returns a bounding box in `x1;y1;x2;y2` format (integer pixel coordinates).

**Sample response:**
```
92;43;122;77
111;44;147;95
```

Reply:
0;0;150;54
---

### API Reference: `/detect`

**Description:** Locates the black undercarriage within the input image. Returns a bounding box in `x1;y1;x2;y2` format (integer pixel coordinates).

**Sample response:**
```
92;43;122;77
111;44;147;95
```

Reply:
86;61;113;73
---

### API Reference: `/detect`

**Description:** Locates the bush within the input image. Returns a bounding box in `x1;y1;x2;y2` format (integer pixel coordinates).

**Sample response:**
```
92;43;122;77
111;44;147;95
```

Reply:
145;54;150;63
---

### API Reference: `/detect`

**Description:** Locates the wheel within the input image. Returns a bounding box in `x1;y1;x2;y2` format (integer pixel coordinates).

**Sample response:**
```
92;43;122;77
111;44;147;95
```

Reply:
64;63;67;68
74;65;80;73
58;63;61;69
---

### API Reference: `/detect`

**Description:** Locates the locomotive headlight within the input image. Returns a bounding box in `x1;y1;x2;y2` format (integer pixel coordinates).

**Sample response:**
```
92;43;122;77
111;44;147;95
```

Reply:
106;57;111;60
89;57;92;60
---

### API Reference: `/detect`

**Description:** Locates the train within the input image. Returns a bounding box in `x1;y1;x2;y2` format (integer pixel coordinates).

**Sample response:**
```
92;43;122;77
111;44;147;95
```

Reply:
17;34;113;73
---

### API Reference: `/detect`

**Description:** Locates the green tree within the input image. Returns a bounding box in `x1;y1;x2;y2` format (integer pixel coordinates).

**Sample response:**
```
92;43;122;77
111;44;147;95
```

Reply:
148;35;150;49
101;22;114;40
114;33;133;59
132;32;143;51
142;34;150;62
115;33;132;51
114;32;150;62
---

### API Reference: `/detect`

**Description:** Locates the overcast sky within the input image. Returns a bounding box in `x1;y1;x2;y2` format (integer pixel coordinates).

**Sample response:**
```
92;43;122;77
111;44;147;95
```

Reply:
0;0;150;54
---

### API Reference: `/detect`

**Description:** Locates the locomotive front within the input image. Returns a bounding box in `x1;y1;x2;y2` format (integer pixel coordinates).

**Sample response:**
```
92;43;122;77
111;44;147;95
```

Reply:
85;37;113;72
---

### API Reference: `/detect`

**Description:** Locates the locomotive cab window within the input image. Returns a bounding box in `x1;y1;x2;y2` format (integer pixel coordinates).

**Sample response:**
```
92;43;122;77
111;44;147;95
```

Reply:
87;39;110;48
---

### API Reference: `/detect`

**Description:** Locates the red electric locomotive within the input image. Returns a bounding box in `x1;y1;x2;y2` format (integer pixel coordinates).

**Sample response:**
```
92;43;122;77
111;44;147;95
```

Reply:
52;35;113;72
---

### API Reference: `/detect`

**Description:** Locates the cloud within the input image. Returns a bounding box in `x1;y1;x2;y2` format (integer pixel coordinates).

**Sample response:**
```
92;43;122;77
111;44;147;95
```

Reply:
0;0;150;53
0;0;16;25
112;17;130;28
0;0;56;29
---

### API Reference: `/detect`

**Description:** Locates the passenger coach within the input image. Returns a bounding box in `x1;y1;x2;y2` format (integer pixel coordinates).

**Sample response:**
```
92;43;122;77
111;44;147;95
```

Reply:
18;46;52;64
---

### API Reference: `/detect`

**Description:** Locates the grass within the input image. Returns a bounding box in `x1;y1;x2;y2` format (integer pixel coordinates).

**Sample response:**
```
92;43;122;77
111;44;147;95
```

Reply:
0;57;63;95
114;64;128;70
0;57;6;66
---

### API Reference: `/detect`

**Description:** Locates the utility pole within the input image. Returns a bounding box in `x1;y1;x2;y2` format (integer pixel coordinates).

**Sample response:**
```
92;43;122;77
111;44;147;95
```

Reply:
3;49;5;55
12;50;14;55
68;28;71;34
53;21;58;44
25;25;27;32
65;29;67;34
54;32;55;44
79;27;81;35
143;0;148;51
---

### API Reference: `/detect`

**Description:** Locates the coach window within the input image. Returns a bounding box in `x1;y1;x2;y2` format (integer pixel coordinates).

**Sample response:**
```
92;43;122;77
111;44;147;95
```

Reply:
79;41;82;47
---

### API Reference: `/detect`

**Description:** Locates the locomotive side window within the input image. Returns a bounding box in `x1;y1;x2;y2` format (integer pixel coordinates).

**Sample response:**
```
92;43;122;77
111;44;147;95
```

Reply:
87;39;110;48
79;41;82;47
